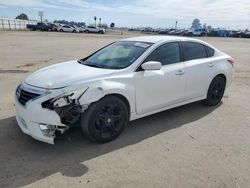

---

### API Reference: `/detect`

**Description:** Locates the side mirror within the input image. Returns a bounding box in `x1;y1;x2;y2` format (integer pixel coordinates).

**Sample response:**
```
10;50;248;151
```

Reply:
141;61;162;71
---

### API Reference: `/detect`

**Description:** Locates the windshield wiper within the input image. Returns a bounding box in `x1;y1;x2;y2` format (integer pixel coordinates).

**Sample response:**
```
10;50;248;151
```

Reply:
84;63;103;68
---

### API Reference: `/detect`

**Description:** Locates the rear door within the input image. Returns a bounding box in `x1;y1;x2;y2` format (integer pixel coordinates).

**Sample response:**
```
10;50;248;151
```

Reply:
181;42;216;99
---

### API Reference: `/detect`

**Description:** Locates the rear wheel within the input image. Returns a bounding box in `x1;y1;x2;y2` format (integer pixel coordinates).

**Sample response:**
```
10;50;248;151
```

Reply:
81;96;129;142
205;76;226;106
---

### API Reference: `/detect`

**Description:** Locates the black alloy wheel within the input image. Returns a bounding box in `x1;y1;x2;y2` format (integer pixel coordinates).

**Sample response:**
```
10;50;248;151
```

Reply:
205;76;226;106
81;96;129;142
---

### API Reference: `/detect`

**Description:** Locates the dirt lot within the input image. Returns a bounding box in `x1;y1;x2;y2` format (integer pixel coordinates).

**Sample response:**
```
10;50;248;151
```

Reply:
0;31;250;188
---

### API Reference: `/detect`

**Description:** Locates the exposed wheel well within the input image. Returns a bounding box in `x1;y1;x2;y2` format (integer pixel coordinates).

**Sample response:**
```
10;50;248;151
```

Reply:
104;94;131;118
215;74;227;83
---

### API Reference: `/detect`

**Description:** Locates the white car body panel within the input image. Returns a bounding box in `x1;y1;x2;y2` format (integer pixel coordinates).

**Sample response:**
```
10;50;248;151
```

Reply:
14;36;234;144
135;63;186;114
25;61;115;89
85;26;99;33
58;25;75;32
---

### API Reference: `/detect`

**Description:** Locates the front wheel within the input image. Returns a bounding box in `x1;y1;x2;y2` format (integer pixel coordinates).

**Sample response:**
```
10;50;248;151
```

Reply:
205;76;226;106
81;96;129;142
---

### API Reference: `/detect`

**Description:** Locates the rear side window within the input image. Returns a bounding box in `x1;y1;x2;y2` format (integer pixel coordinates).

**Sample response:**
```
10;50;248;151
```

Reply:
206;46;215;57
182;42;207;61
144;42;181;66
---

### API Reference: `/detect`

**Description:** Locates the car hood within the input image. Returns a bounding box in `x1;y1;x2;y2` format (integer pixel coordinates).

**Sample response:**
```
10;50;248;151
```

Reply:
24;60;114;89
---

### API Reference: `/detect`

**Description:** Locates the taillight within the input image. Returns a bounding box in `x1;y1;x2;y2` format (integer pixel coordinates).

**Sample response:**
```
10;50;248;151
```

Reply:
227;58;235;67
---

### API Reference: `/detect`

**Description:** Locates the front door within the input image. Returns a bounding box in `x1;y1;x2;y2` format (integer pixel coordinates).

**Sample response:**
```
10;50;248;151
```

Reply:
135;42;186;115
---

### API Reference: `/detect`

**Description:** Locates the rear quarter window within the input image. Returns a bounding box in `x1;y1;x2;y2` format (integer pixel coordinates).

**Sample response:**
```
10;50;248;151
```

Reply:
206;46;215;57
182;42;207;61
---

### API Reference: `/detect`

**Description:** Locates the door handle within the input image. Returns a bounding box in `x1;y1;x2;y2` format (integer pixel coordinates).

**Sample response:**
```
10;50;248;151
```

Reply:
175;70;185;75
208;63;215;67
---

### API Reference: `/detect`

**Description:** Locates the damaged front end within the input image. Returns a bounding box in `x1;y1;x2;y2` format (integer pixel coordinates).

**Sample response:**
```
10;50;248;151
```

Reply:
41;87;89;134
15;83;93;144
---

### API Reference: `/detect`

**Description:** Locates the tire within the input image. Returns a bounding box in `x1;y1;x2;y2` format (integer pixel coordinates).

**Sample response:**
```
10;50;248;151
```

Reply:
85;30;89;33
73;30;76;33
81;96;129;142
60;29;63;32
205;76;226;106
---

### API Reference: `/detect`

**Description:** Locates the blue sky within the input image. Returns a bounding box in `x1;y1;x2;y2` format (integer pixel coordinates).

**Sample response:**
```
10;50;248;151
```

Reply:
0;0;250;29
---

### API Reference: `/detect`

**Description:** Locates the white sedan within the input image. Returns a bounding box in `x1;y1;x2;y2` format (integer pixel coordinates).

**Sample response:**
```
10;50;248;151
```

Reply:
15;36;234;144
58;25;76;32
84;26;105;34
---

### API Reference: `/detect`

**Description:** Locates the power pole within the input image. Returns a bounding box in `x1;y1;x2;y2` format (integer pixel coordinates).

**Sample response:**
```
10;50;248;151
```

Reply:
38;11;43;23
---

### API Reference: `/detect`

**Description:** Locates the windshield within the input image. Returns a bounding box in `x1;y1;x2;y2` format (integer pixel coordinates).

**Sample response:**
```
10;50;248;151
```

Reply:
80;41;152;69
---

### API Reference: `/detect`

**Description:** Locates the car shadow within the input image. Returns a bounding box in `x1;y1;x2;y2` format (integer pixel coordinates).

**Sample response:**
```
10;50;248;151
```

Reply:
0;101;222;187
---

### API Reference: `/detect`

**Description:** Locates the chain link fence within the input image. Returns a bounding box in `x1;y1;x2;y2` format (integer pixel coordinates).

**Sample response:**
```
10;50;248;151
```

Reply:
0;18;37;30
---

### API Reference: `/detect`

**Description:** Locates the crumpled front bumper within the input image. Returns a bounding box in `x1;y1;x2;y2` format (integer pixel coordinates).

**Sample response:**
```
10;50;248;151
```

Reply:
15;94;66;144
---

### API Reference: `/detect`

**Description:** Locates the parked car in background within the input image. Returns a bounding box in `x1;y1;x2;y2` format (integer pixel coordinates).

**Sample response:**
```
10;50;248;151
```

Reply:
174;29;186;36
84;26;105;34
229;30;245;38
243;31;250;38
71;25;84;33
183;30;194;36
217;29;230;37
168;30;177;35
27;22;50;31
48;23;59;32
158;29;170;35
141;27;155;33
80;26;86;32
58;25;76;32
192;28;207;36
15;36;234;144
207;30;218;37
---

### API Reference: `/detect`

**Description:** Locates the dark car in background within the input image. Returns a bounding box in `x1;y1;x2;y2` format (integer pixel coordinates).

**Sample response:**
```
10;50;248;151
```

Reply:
27;22;59;32
207;30;218;37
229;31;245;38
27;22;50;31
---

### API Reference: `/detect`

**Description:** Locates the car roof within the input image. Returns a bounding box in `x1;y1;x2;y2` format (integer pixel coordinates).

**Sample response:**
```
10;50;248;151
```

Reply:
121;36;205;44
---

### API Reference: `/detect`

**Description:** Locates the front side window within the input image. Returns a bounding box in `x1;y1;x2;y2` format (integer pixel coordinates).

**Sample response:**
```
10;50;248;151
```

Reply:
182;42;207;61
80;41;152;69
144;42;181;65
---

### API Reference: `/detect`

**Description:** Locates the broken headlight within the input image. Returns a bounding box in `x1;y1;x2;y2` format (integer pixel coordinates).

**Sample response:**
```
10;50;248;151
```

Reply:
42;87;88;109
53;87;89;107
41;87;89;126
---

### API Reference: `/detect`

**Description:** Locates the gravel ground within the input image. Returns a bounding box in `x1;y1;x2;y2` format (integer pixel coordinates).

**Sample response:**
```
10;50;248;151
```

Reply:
0;31;250;188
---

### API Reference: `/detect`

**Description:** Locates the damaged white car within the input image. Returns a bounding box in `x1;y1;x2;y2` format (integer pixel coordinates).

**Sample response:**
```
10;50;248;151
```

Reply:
15;36;234;144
